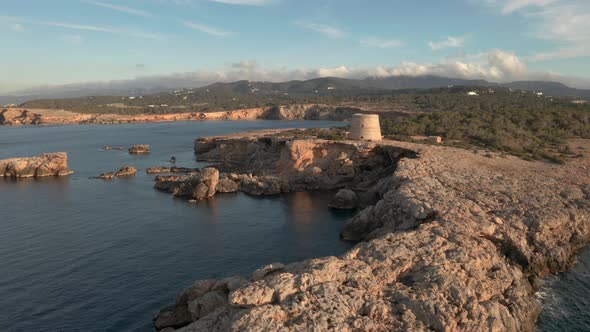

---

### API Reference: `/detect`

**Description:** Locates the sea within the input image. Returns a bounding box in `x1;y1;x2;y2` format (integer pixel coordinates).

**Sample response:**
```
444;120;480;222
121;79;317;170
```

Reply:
0;120;356;331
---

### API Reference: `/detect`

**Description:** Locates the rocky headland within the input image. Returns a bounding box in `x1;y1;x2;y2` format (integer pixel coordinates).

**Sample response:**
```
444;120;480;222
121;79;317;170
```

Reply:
153;133;590;331
0;152;73;178
0;104;358;126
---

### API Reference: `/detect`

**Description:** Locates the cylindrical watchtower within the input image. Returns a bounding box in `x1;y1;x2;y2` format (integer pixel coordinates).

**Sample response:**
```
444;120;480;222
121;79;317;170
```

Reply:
349;114;382;141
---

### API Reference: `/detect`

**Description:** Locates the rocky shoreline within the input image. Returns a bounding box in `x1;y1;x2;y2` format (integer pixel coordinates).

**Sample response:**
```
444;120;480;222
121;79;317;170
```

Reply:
0;104;358;126
153;134;590;331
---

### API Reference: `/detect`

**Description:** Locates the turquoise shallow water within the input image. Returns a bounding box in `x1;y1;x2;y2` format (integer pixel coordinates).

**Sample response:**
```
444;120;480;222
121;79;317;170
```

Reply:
0;121;356;331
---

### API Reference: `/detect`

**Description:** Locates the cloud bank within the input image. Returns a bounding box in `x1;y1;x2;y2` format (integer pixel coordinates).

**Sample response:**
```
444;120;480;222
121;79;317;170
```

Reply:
7;49;590;96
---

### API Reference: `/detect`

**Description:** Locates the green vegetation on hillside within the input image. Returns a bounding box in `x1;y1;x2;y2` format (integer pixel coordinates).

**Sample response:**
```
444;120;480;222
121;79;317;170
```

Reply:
381;95;590;163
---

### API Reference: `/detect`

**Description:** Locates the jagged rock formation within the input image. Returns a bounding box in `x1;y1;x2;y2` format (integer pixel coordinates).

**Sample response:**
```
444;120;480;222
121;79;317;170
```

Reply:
129;144;151;154
97;166;137;180
154;135;590;332
0;152;73;178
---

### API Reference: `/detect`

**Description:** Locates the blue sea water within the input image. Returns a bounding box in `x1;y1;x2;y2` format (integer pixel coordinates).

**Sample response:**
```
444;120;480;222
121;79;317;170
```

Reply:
537;246;590;331
0;121;356;331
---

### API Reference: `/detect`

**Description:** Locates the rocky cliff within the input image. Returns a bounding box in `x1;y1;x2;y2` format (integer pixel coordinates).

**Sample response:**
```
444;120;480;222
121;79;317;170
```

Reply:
0;152;73;178
0;104;356;126
0;108;43;125
154;136;590;331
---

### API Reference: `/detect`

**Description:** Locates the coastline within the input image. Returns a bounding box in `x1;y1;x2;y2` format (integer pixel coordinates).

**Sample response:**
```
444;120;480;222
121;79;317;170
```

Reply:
0;104;359;126
154;133;590;331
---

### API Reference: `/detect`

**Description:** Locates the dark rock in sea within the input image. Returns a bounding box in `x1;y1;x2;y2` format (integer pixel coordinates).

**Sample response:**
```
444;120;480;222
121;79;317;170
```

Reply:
129;144;151;154
0;152;73;178
328;189;358;209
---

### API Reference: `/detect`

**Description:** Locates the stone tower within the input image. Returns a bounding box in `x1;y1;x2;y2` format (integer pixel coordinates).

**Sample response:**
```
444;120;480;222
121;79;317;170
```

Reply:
349;114;382;141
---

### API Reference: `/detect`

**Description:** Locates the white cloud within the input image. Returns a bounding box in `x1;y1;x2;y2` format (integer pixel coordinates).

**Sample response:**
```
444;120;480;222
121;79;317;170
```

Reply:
0;16;167;40
360;37;403;48
81;0;152;17
294;21;345;39
208;0;274;5
182;20;232;37
488;49;527;78
428;36;465;50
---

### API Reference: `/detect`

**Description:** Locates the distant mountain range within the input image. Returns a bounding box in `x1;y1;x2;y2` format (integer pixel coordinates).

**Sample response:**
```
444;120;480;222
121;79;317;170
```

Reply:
203;76;590;99
2;75;589;105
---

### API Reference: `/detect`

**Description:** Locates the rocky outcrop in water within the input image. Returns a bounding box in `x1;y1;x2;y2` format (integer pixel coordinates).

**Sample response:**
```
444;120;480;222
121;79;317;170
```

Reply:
97;166;137;179
102;146;124;151
154;135;590;332
129;144;151;154
147;167;172;174
155;167;219;201
0;152;73;178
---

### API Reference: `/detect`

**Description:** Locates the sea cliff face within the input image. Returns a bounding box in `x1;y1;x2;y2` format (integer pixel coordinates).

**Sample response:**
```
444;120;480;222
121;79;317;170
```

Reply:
154;135;590;331
0;104;357;126
0;153;73;178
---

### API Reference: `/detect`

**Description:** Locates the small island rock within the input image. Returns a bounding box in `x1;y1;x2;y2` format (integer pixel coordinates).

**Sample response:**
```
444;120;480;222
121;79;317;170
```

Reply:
97;166;137;179
129;144;151;154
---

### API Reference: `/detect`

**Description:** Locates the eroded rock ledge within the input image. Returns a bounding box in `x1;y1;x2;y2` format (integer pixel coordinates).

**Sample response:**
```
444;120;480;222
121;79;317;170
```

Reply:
154;135;590;332
0;152;73;178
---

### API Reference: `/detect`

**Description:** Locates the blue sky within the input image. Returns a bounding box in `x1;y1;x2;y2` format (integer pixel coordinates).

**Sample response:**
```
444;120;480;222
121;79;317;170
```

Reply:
1;0;589;93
